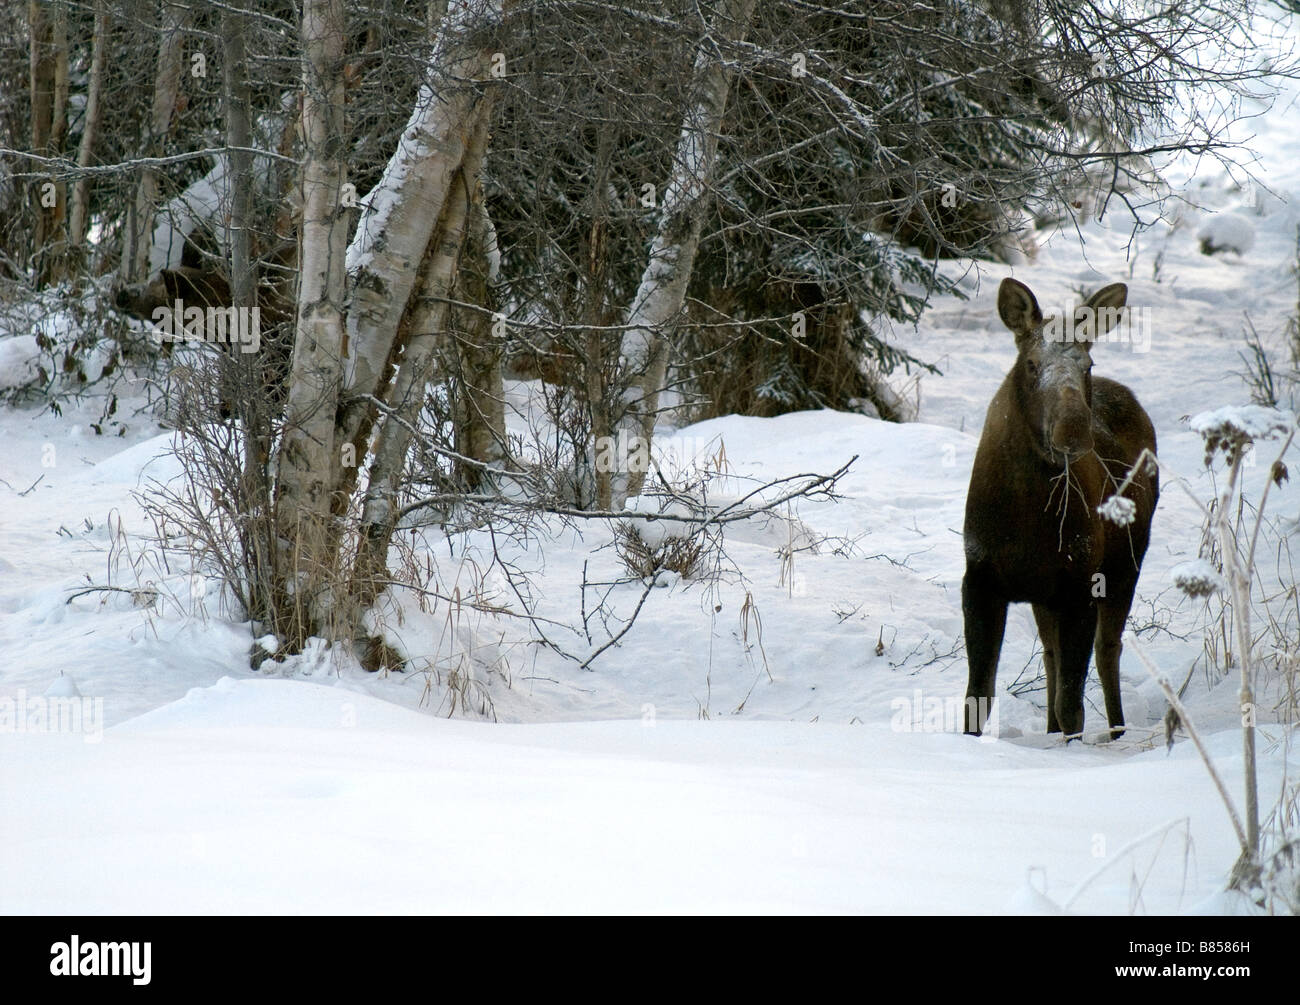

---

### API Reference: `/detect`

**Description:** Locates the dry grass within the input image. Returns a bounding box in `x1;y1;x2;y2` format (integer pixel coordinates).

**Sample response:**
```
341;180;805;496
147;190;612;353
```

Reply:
614;522;707;580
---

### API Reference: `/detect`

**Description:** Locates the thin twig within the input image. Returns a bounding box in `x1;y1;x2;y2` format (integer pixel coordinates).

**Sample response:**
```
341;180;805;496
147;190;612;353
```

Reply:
1129;632;1250;856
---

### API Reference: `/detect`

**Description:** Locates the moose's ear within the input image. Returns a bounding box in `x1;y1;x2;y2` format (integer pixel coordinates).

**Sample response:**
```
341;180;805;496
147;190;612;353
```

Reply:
998;277;1043;343
1074;283;1127;346
1085;282;1127;312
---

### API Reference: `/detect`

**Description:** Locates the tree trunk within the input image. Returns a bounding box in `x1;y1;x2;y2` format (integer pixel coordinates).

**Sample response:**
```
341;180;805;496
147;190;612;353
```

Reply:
29;0;69;286
582;218;613;510
617;0;758;500
68;0;107;265
221;0;276;629
331;0;510;524
121;1;187;285
451;189;507;487
222;2;254;319
352;110;492;602
274;0;349;645
50;4;69;154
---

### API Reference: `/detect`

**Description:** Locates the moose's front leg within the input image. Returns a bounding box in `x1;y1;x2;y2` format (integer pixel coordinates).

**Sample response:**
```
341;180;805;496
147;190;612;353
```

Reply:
962;567;1007;735
1053;600;1099;741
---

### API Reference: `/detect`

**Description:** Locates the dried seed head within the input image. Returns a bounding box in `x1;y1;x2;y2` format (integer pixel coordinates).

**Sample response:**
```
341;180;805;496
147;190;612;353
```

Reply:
1097;494;1136;526
1171;559;1223;598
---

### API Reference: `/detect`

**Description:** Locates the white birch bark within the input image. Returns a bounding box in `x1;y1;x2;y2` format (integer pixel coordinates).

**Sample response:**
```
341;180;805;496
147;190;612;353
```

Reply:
332;0;508;509
618;0;758;499
353;112;489;596
275;0;349;639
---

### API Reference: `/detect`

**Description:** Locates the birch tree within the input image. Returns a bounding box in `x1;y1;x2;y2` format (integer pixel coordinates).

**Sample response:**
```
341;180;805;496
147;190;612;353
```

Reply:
332;0;511;526
275;0;350;642
352;112;492;599
617;0;758;500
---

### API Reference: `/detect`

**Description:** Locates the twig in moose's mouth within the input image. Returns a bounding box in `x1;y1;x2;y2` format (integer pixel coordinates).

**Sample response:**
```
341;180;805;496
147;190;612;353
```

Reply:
1046;457;1088;552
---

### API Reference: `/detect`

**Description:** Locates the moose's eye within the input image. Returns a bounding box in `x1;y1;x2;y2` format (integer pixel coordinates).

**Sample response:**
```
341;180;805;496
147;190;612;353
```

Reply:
1025;358;1039;379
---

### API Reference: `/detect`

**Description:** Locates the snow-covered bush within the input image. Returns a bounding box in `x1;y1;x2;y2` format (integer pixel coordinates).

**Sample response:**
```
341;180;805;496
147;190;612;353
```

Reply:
1198;212;1256;255
0;276;137;428
616;496;709;582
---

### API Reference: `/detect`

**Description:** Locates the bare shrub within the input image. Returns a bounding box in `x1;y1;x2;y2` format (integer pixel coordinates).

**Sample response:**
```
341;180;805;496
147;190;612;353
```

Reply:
1120;406;1297;909
614;521;707;581
1240;226;1300;413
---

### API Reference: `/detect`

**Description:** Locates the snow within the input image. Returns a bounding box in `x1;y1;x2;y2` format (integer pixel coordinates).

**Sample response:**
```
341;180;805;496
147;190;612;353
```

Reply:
3;9;1300;916
0;335;40;391
1189;405;1295;442
43;674;82;698
0;677;1279;914
149;158;229;274
1196;212;1256;256
4;381;1292;911
483;215;502;283
621;494;694;548
0;281;123;398
1097;494;1137;526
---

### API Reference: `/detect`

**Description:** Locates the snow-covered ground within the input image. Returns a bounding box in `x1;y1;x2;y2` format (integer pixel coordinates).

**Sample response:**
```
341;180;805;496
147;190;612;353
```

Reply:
0;679;1274;914
3;53;1300;917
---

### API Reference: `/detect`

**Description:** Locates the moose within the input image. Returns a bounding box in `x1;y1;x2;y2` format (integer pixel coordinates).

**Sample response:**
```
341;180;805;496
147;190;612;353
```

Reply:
111;233;296;419
962;278;1158;741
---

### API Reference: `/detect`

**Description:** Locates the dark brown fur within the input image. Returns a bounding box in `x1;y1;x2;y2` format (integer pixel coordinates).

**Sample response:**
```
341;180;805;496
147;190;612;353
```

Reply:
112;235;296;328
113;265;235;320
111;240;296;418
962;278;1158;740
